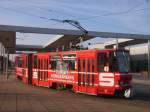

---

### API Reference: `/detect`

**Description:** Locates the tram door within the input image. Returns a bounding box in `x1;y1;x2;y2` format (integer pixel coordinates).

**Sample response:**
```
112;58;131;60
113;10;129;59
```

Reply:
27;54;33;84
37;55;49;87
22;55;28;83
78;57;96;94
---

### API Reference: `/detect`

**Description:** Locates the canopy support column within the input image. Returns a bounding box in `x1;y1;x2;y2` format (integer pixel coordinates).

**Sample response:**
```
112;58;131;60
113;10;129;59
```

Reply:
5;51;9;79
116;38;119;49
148;40;150;78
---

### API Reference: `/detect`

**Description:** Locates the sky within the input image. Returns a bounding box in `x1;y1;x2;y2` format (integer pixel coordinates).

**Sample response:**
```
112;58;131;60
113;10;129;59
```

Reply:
0;0;150;46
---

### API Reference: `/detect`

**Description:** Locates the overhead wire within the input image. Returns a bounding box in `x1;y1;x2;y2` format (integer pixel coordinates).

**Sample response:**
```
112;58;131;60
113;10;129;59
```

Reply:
76;2;150;20
31;5;75;18
23;0;77;18
1;0;149;22
73;1;150;34
29;1;144;21
0;0;78;27
0;6;49;20
0;0;149;32
27;0;149;31
3;0;76;19
0;5;61;26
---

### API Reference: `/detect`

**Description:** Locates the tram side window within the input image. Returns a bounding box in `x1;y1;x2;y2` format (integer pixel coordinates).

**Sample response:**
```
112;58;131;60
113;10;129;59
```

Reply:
18;58;22;67
69;60;76;70
49;54;61;70
87;58;90;86
63;60;76;70
50;60;57;70
97;53;107;72
92;58;95;86
34;55;37;68
38;59;41;80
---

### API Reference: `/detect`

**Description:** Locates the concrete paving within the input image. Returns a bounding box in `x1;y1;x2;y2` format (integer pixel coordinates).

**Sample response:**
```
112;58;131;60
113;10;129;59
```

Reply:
0;74;150;112
132;74;150;86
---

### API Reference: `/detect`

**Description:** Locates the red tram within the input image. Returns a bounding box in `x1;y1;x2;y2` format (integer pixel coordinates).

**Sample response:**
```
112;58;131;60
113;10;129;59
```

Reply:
15;49;132;98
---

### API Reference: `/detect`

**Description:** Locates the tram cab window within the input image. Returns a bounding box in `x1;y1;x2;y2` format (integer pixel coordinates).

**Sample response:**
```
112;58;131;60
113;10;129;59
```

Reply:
97;53;107;72
109;51;130;72
109;52;118;72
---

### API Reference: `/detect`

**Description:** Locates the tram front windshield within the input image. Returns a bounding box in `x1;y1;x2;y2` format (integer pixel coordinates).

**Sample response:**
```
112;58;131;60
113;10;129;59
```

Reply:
110;51;130;73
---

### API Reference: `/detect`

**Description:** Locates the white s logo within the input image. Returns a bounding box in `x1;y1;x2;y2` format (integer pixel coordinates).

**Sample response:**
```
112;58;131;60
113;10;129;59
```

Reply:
99;73;114;87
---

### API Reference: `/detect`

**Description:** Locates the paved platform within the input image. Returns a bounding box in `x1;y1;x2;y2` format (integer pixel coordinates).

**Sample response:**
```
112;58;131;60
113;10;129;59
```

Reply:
133;74;150;86
0;74;150;112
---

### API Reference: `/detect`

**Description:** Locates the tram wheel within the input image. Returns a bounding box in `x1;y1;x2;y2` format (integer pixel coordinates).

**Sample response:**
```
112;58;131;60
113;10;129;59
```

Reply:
115;89;133;99
124;88;133;99
56;83;63;90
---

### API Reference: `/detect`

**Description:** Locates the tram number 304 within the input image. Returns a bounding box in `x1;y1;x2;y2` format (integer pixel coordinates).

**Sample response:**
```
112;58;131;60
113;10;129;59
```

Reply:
99;73;114;87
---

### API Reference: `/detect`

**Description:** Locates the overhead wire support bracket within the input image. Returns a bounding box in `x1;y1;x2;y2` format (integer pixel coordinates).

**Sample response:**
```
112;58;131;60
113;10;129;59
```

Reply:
50;19;88;35
50;19;88;50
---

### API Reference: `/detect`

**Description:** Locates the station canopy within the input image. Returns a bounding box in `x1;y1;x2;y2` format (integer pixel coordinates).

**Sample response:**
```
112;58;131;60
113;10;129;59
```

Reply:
0;30;15;53
0;24;150;53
